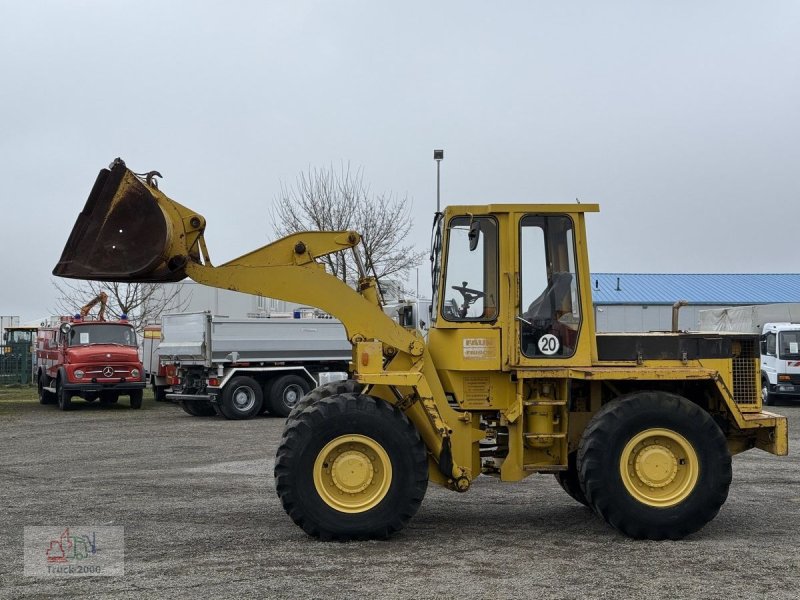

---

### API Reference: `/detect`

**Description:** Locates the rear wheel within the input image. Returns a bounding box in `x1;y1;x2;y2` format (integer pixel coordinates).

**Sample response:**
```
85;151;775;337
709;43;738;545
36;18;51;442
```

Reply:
180;401;217;417
129;389;143;409
554;451;589;507
267;374;311;418
56;379;72;411
38;373;56;405
219;376;263;419
275;393;428;540
577;392;731;540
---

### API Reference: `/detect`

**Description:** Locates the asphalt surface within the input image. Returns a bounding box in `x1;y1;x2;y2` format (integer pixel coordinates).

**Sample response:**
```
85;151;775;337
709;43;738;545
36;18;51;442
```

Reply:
1;390;799;599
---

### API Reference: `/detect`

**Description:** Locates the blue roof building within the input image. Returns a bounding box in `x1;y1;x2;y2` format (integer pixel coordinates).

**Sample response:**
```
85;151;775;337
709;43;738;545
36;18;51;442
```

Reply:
588;273;800;332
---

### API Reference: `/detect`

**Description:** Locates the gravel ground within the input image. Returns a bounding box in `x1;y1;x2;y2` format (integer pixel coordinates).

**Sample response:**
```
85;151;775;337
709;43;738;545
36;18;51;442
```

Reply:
1;388;799;599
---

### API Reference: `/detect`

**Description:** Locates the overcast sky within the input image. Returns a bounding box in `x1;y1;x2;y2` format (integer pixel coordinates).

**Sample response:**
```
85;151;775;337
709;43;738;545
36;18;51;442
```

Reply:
1;1;798;323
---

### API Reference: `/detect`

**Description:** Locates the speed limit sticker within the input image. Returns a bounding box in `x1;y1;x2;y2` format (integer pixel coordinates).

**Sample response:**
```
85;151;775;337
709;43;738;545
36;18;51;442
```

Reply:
538;334;560;355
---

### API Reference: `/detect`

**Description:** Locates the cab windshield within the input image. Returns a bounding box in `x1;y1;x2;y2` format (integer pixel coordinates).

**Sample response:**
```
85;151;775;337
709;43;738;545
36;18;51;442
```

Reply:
440;215;499;322
779;331;800;359
68;324;137;347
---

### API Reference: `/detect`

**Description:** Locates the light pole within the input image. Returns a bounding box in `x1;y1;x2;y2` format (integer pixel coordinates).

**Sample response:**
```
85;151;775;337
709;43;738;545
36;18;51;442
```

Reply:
433;149;444;213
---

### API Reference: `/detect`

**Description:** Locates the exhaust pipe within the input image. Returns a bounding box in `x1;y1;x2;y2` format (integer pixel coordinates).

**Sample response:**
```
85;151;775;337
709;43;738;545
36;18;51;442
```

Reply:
672;300;688;332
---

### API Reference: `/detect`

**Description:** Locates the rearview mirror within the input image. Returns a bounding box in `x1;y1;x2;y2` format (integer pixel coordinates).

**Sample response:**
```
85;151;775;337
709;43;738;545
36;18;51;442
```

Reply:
468;220;481;252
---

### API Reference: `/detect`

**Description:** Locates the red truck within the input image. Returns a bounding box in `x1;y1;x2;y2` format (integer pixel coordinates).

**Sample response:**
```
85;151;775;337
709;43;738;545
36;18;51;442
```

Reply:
36;293;145;410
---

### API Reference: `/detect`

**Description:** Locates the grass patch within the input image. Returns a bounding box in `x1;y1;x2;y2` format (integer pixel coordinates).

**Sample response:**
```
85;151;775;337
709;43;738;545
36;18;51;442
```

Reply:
0;385;37;403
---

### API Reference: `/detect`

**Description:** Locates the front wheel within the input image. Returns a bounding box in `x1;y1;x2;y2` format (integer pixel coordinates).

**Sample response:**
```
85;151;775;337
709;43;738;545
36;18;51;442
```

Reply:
286;379;364;423
275;393;428;540
129;389;143;409
577;392;731;540
219;376;263;419
762;378;775;406
56;380;72;411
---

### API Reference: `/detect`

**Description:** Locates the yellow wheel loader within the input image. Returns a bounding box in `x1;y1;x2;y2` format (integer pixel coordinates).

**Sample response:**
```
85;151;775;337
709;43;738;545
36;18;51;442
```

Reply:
55;160;788;540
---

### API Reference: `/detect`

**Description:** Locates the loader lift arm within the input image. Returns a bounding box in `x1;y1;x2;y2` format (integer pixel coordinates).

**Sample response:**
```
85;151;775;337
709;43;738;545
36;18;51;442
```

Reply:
53;160;473;487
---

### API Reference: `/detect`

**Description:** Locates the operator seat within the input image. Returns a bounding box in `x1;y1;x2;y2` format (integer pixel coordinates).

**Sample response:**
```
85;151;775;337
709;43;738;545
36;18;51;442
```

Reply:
523;272;573;322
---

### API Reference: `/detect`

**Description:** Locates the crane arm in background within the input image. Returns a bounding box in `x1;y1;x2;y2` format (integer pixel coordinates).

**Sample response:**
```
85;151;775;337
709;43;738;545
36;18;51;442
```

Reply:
79;291;108;321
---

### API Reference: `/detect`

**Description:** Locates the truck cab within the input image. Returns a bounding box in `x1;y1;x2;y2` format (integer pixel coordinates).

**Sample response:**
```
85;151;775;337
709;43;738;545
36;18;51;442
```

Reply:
36;316;146;410
761;322;800;404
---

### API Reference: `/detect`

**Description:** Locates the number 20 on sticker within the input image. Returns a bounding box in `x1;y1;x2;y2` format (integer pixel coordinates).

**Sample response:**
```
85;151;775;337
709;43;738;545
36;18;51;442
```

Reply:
538;334;560;355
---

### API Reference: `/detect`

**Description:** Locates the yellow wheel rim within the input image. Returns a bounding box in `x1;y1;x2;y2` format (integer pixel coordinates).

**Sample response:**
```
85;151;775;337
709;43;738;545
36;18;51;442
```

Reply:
619;428;699;508
313;434;393;513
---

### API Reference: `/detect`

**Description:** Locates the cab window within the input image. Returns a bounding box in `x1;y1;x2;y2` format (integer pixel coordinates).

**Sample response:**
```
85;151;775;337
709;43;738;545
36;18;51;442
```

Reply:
765;332;776;356
519;215;581;358
441;216;499;322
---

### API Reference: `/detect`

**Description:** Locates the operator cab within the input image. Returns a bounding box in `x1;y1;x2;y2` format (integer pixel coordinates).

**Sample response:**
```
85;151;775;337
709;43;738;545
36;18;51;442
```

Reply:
430;204;597;371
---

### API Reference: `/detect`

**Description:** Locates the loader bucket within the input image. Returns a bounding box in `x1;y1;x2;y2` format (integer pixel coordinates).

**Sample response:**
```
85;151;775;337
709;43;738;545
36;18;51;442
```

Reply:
53;160;194;283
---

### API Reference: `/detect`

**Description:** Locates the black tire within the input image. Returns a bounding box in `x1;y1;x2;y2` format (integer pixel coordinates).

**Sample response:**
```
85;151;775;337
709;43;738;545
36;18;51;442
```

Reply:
275;393;428;541
38;373;56;405
258;379;274;415
180;401;217;417
56;379;72;411
577;392;731;540
129;389;143;409
153;384;168;402
762;378;775;406
219;376;263;420
554;451;589;507
99;392;119;406
286;379;364;423
267;374;311;418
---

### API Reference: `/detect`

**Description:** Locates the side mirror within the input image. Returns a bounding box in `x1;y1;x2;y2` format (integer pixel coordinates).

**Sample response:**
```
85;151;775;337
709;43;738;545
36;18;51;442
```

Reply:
59;323;72;335
759;338;766;355
468;220;481;251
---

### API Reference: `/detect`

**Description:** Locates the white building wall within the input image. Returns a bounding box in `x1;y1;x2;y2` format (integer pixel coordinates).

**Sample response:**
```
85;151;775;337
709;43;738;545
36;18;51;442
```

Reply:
594;304;739;333
162;281;299;319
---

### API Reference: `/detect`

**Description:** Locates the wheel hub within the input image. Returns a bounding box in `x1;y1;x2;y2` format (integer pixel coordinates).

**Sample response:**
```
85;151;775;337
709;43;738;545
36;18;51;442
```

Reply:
620;428;699;507
313;434;393;513
233;387;254;410
331;451;375;494
634;444;678;488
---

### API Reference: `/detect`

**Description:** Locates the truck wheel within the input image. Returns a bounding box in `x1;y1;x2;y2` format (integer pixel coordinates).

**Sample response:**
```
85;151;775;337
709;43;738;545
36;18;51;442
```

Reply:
762;378;775;406
275;393;428;540
259;379;274;415
38;373;56;405
287;379;364;423
577;392;731;540
153;383;168;402
220;376;263;419
554;451;589;507
267;374;311;418
129;389;143;409
56;380;72;411
180;401;217;417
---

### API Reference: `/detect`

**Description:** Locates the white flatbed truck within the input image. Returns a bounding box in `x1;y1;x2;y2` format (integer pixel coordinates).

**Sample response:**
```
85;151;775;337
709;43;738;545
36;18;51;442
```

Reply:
159;311;350;419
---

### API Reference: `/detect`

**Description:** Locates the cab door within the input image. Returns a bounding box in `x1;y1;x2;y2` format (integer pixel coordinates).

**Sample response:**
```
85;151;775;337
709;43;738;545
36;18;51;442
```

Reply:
515;214;592;367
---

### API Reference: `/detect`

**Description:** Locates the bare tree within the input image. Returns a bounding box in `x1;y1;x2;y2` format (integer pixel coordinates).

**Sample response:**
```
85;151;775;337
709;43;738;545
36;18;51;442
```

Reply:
51;279;189;334
271;164;426;298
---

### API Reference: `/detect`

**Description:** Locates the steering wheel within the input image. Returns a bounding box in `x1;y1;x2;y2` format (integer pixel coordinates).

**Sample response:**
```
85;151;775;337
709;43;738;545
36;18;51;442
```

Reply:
451;281;485;318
